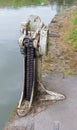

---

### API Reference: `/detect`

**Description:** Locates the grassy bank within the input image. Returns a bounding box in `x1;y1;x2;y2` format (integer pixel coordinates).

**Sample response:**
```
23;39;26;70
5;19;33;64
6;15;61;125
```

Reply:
0;0;47;7
67;10;77;48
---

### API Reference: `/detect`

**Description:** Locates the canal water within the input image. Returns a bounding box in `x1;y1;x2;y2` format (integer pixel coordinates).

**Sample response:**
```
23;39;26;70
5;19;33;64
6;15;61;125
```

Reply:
0;1;77;129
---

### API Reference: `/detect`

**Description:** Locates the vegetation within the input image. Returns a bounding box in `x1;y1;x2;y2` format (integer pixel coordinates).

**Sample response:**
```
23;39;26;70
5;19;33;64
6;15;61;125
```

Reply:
68;10;77;48
49;0;77;6
0;0;47;7
0;0;77;7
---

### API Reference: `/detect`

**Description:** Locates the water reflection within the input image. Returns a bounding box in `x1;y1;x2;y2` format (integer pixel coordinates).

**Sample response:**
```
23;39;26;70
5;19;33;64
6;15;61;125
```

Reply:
49;0;77;5
49;0;77;12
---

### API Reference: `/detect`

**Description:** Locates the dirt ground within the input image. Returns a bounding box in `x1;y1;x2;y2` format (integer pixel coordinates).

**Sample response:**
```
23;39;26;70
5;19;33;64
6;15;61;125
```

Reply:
43;6;77;76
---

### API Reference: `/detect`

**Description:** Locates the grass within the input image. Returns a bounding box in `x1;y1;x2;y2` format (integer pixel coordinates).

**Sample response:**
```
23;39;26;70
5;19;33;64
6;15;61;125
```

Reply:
0;0;47;7
68;10;77;49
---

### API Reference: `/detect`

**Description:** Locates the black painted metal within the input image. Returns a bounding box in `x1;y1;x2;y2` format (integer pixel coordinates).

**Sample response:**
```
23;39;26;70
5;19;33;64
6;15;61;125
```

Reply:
22;36;35;101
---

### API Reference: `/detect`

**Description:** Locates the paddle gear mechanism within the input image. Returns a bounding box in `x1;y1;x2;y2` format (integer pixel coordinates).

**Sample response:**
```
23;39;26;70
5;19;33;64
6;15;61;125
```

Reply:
17;15;65;117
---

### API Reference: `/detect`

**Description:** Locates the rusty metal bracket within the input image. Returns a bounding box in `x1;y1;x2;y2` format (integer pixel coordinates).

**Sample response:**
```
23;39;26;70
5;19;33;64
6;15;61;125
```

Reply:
17;15;65;117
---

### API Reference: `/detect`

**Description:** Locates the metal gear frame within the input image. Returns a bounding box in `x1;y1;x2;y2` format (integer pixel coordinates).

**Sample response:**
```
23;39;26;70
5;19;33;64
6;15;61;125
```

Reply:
17;15;65;117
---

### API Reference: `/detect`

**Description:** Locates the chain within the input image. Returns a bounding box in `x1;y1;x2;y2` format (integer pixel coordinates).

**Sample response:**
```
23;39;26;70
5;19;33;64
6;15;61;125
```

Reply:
23;36;35;101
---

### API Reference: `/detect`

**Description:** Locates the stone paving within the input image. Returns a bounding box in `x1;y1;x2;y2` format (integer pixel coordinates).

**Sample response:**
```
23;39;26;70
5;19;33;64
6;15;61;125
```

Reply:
3;73;77;130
